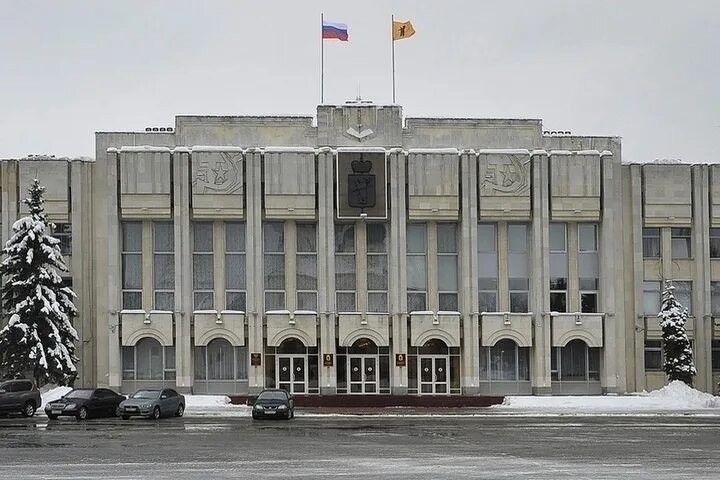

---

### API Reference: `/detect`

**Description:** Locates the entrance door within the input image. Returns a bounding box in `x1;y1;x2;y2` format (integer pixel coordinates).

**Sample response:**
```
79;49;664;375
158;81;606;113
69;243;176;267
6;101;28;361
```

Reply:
277;355;307;394
348;356;378;394
418;356;449;394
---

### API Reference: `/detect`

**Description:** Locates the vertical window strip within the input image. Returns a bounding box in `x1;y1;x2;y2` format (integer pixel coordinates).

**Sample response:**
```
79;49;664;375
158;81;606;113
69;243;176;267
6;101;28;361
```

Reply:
263;222;285;311
437;223;458;311
192;222;214;311
478;223;498;313
335;223;357;312
225;222;247;312
508;224;529;313
153;222;174;311
121;221;143;310
296;223;318;311
367;223;388;313
406;223;427;312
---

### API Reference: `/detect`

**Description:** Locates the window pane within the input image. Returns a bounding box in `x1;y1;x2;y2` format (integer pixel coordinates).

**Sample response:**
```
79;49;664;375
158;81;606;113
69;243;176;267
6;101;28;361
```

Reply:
581;293;597;313
194;292;214;311
367;293;387;313
711;238;720;259
490;339;517;381
478;278;498;290
406;257;427;290
337;292;356;312
549;224;566;252
123;292;142;310
437;224;457;253
297;292;317;311
225;222;245;252
265;292;285;311
207;339;233;380
194;347;206;380
122;254;143;289
406;224;426;253
193;255;214;290
225;254;246;290
578;224;597;252
712;282;720;316
508;225;527;253
335;255;356;290
479;293;497;313
550;292;567;312
122;222;142;252
367;224;387;253
671;238;691;259
561;340;587;381
643;281;661;315
438;256;458;291
335;224;355;253
226;291;246;311
264;255;285;289
407;293;426;312
263;222;284;252
510;293;528;313
367;255;388;290
439;293;458;311
154;222;174;252
296;224;317;253
154;254;174;289
155;292;174;311
193;222;213;252
296;254;317;290
478;224;496;252
674;281;692;315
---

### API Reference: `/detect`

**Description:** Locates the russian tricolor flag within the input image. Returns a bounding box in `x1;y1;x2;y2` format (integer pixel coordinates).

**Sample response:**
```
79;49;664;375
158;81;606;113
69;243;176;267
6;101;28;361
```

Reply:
322;21;348;41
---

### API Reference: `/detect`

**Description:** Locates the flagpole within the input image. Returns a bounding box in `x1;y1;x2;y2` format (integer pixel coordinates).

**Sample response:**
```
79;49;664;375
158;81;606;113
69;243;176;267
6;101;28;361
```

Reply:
391;14;396;104
321;13;324;104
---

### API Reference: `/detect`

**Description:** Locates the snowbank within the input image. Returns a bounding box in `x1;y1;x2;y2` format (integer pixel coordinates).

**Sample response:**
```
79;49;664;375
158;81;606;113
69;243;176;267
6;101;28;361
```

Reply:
40;385;72;408
185;395;232;408
497;381;720;411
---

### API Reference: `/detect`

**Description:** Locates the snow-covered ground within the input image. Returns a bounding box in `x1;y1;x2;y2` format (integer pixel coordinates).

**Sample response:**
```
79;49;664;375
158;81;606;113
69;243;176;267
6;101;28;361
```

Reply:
496;381;720;413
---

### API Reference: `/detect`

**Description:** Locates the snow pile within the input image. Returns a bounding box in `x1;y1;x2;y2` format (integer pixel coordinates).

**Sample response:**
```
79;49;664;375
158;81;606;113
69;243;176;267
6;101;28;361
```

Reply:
184;394;252;417
185;395;232;408
40;385;72;408
498;381;720;412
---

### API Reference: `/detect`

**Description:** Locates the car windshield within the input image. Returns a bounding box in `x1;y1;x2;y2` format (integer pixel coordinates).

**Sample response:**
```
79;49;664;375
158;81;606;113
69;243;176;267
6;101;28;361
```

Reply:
131;390;160;399
257;391;287;402
65;390;93;399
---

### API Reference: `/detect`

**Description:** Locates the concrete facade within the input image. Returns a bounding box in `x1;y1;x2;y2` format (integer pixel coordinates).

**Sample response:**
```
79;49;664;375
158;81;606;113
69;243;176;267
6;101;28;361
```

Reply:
3;102;719;396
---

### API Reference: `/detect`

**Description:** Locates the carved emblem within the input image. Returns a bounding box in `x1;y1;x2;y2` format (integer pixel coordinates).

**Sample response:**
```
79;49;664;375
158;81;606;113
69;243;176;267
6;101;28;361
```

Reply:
348;157;376;209
343;107;377;142
192;152;243;194
480;155;530;196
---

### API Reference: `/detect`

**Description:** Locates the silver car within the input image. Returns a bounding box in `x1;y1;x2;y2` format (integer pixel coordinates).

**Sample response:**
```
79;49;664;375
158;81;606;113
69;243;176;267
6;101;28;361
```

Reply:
118;388;185;420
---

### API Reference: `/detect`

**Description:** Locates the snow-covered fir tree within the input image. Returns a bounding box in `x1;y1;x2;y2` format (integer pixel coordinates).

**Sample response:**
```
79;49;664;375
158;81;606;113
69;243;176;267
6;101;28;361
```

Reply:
658;280;696;386
0;179;79;386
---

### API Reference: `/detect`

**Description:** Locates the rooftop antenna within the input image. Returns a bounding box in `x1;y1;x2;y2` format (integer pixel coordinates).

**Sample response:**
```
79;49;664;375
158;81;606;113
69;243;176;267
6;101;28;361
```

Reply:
356;81;361;102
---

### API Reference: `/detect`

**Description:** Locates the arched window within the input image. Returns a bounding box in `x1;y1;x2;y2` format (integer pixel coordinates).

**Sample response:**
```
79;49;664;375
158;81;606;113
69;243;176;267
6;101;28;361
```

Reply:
278;338;307;354
122;338;175;381
551;339;600;381
194;339;247;381
348;338;378;355
418;338;448;355
479;339;530;381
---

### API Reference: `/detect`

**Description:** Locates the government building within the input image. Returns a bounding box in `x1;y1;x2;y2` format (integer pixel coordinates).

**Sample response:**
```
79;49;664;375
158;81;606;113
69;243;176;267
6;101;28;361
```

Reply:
2;102;719;397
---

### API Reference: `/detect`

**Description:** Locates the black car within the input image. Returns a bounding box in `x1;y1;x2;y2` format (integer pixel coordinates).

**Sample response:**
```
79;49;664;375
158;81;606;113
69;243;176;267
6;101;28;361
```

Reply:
0;380;41;417
45;388;125;420
252;389;295;420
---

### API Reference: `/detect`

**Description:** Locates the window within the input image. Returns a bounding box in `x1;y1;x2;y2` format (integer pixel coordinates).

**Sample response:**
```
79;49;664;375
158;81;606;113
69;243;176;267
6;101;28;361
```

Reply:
366;224;388;313
263;222;285;311
643;281;662;315
406;224;427;312
194;338;247;381
153;222;174;311
578;224;597;252
642;228;661;258
671;228;692;259
711;229;720;259
296;224;318;311
550;278;567;312
479;339;530;381
225;222;246;311
192;222;214;311
121;222;143;310
437;224;458;311
508;224;529;313
712;282;720;316
549;223;567;253
551;340;600;381
335;224;356;312
53;223;72;256
580;279;598;313
673;281;692;315
578;224;599;313
122;338;175;381
644;340;663;371
712;340;720;372
478;224;498;313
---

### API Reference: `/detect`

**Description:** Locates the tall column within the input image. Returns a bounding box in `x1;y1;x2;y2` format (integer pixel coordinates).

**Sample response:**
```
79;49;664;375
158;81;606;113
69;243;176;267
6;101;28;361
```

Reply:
317;149;337;394
173;150;192;393
531;151;551;394
245;149;264;394
389;149;408;395
105;150;121;390
460;150;479;394
629;164;645;392
692;165;712;392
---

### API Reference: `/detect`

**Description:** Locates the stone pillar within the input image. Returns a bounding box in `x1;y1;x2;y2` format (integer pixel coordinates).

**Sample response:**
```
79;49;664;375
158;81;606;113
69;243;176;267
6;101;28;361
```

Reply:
531;151;552;394
460;150;480;394
245;149;265;394
173;150;192;393
389;149;408;395
692;165;712;392
629;164;645;392
317;149;337;394
106;150;122;390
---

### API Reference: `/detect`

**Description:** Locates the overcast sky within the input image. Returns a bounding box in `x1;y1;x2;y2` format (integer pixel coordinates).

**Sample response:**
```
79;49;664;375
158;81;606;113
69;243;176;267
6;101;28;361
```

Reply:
0;0;718;162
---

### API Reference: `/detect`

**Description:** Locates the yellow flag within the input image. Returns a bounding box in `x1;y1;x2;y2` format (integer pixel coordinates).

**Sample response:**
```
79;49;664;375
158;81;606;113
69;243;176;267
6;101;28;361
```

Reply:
392;20;415;41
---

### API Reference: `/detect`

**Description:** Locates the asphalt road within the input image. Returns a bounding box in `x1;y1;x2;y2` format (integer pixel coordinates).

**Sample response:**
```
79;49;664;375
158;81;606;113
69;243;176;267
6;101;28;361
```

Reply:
0;412;718;479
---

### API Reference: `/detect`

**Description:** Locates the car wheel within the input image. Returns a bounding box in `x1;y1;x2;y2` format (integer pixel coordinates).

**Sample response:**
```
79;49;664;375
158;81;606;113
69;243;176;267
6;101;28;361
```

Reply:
175;404;184;418
152;406;161;420
116;407;122;417
252;413;260;420
76;407;88;421
121;415;130;420
47;414;58;420
21;402;36;418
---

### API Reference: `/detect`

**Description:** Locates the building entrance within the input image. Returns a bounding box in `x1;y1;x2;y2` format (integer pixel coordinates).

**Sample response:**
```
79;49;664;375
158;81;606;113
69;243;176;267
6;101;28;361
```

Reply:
418;355;449;394
277;355;307;394
348;355;378;394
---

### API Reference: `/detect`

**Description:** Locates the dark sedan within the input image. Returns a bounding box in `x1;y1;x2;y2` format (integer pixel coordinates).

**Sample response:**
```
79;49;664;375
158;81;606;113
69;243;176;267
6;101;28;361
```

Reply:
252;389;294;420
118;388;185;420
45;388;125;420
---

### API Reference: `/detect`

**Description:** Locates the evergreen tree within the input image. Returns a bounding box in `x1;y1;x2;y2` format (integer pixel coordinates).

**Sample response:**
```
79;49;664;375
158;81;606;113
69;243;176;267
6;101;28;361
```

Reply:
0;179;79;386
658;280;696;386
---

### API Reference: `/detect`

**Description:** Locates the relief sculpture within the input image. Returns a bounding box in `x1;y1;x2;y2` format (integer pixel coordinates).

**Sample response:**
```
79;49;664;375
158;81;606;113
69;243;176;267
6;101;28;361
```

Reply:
192;152;243;194
480;155;530;196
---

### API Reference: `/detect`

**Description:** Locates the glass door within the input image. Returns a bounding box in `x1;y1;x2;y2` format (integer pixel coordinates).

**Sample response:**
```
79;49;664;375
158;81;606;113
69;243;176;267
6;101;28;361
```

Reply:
348;356;378;394
277;355;307;394
418;356;449;394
